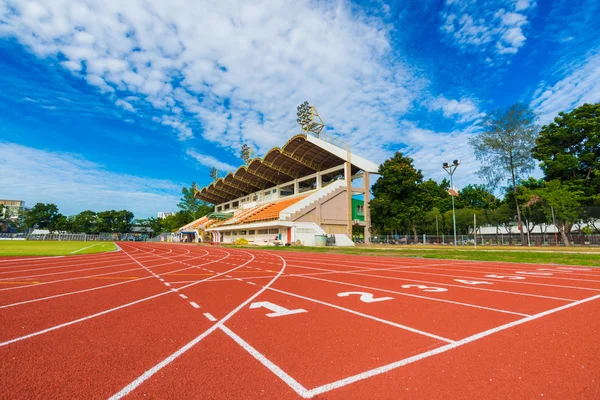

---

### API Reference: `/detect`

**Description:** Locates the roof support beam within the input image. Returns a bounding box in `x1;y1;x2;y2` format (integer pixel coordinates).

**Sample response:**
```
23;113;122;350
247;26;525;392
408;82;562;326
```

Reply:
244;168;280;185
261;159;299;179
228;176;263;191
210;187;236;202
196;191;226;205
280;149;321;171
214;183;245;198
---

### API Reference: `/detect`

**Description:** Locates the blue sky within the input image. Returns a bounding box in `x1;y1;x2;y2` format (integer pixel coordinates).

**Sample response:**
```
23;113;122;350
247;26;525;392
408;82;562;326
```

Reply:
1;0;599;218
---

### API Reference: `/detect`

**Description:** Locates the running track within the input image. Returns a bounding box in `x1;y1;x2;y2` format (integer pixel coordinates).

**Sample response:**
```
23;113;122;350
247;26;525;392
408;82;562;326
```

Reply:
0;242;598;399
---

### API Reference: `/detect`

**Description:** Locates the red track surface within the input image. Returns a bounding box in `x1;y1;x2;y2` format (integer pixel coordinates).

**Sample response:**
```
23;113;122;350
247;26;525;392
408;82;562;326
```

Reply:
1;243;598;399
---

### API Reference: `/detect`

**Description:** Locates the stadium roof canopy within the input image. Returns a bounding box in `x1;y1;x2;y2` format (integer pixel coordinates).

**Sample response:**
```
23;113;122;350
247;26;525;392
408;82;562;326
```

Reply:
195;133;379;205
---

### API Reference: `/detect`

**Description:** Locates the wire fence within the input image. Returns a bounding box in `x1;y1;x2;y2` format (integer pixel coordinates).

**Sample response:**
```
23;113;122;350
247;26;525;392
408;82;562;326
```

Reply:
367;233;600;246
0;233;150;241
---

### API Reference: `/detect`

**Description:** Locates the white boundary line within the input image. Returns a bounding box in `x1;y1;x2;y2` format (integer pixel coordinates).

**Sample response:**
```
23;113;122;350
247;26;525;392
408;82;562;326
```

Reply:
264;286;454;343
0;249;247;346
220;325;310;397
286;263;577;302
303;293;600;397
69;243;100;254
108;251;288;399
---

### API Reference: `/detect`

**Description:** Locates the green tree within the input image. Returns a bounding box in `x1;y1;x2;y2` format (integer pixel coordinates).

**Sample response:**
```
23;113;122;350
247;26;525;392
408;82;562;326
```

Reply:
470;103;539;244
485;203;515;235
371;152;432;240
24;203;64;232
71;210;97;233
209;167;219;182
96;210;134;233
534;181;584;246
177;182;213;218
144;217;167;235
532;103;600;195
240;144;255;165
457;184;497;209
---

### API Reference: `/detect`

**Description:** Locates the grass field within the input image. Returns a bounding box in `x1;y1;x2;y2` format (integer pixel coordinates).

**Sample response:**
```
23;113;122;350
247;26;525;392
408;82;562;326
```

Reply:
224;244;600;267
0;241;117;256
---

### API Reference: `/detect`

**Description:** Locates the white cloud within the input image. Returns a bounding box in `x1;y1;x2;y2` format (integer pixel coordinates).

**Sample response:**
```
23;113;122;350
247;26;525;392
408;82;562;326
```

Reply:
429;96;483;122
440;0;534;59
185;149;236;172
0;142;182;217
0;0;423;160
115;99;135;112
531;49;600;124
399;122;481;189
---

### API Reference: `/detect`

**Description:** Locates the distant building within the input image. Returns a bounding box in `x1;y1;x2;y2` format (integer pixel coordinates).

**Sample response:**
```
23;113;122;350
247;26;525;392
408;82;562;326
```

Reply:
157;212;175;219
0;200;28;220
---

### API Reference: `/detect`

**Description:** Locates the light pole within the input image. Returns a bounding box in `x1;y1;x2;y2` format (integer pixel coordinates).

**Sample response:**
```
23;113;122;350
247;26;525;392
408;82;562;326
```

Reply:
443;159;460;248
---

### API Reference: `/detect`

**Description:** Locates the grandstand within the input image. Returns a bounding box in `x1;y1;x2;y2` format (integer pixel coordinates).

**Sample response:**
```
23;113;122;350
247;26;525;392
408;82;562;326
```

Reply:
188;131;378;246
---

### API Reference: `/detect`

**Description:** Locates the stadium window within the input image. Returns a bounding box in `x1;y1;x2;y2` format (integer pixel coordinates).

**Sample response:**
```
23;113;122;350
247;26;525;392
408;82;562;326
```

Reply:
268;228;279;234
249;230;255;235
357;205;364;215
232;231;237;236
232;201;239;208
240;230;247;235
217;206;222;212
258;229;268;234
224;232;231;236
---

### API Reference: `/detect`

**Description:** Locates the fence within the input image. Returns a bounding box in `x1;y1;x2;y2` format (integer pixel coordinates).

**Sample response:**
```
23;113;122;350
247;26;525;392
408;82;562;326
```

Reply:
368;233;600;246
0;233;149;241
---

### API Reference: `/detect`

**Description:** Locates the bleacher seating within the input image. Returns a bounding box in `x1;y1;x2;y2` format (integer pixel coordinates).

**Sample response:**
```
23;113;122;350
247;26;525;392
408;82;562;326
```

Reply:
242;195;308;223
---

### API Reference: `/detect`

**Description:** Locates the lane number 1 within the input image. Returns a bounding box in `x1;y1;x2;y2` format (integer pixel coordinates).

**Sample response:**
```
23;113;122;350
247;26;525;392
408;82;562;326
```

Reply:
249;301;307;318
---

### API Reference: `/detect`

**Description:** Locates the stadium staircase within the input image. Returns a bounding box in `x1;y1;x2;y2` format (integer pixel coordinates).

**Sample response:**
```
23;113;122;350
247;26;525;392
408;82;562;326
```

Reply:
280;180;346;221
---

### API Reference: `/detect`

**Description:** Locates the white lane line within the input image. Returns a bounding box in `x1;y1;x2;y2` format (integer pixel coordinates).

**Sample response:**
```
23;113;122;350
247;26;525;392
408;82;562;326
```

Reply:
108;252;286;400
295;274;529;317
164;283;171;287
305;293;600;398
189;302;200;309
179;294;188;299
265;286;454;343
247;282;256;285
69;243;100;254
0;277;143;309
288;263;576;302
287;261;600;293
220;325;309;397
159;279;165;282
0;290;170;348
170;288;178;293
0;249;237;344
0;255;65;263
204;313;217;322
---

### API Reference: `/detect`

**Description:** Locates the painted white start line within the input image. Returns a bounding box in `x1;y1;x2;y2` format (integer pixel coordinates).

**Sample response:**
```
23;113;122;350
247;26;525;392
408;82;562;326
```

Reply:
189;302;200;309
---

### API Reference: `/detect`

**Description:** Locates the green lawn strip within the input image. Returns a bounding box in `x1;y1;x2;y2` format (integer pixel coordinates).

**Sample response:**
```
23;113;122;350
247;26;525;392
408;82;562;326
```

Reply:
222;245;600;267
0;241;117;256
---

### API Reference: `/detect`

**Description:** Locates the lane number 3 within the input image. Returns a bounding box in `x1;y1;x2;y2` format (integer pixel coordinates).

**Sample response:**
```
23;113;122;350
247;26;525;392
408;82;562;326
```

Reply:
400;284;447;292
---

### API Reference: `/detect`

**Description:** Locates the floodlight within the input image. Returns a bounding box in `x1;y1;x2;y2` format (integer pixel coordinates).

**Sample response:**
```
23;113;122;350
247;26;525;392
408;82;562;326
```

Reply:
442;159;460;248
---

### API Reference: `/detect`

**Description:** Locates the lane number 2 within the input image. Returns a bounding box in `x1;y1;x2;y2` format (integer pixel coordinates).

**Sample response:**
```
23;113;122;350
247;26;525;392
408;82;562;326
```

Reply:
400;284;447;292
337;291;394;303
